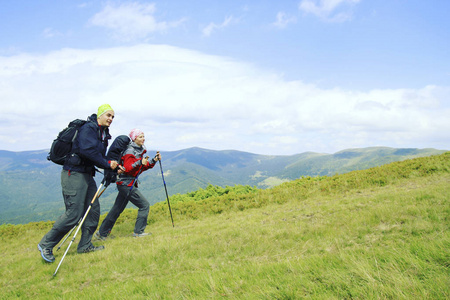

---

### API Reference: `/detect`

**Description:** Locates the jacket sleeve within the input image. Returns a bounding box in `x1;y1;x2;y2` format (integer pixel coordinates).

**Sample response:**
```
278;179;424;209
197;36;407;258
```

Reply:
144;158;156;171
78;124;111;169
122;154;155;175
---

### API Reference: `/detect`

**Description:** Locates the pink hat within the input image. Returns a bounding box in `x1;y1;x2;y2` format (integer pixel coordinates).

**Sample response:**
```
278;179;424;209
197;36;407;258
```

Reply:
129;128;144;141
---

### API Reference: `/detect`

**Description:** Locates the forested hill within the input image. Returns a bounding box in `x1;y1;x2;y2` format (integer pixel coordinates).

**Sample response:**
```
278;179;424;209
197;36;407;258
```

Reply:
0;146;446;224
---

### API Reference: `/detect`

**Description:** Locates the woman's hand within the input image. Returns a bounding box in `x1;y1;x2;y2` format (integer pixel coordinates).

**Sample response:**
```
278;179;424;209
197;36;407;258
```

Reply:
154;151;161;162
117;165;125;174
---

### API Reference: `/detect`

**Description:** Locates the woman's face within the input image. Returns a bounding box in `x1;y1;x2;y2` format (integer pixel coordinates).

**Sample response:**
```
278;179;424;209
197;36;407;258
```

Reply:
134;133;145;146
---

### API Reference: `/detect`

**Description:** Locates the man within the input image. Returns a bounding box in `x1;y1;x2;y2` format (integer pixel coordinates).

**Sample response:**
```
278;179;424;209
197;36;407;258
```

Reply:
38;104;123;263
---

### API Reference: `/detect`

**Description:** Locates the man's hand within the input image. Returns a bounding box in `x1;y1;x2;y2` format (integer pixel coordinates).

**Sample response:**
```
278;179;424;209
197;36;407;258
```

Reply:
110;160;119;170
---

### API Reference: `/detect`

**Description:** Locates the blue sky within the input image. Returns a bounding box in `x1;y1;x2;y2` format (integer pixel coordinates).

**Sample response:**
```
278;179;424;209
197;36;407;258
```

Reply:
0;0;449;155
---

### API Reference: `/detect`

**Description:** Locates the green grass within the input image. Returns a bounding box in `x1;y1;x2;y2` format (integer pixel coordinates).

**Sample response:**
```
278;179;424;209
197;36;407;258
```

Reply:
0;153;449;299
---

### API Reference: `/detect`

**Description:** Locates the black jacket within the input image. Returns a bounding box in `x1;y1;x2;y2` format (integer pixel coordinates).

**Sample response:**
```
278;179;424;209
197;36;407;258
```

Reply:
63;114;112;174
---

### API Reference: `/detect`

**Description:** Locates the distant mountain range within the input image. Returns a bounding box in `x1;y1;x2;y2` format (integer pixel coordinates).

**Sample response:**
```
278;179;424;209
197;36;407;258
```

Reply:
0;147;447;225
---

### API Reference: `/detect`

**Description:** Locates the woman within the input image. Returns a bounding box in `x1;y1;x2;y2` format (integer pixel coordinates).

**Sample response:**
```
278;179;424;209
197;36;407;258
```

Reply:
96;129;161;239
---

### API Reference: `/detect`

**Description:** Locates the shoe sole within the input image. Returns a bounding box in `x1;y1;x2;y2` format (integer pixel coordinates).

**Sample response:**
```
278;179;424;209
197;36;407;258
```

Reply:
133;233;152;237
94;232;107;241
37;244;55;263
78;246;105;253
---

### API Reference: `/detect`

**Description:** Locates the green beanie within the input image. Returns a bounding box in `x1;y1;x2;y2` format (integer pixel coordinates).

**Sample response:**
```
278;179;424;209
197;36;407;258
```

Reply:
97;104;114;118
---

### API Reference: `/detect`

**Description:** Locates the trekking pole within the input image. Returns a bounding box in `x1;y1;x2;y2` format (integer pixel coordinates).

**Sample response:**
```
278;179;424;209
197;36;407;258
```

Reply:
56;223;77;252
53;183;105;277
56;187;107;251
158;156;174;227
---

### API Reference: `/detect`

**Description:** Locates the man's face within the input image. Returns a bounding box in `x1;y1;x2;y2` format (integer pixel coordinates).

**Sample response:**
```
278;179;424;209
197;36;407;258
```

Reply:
98;110;115;127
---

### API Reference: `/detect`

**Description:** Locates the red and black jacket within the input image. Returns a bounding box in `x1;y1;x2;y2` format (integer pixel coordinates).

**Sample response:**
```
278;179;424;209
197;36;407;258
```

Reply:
116;142;156;187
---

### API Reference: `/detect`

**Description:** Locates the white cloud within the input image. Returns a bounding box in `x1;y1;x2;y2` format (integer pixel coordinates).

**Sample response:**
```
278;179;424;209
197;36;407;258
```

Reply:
89;2;184;41
299;0;361;22
0;44;449;155
42;28;63;39
202;16;235;37
273;12;297;29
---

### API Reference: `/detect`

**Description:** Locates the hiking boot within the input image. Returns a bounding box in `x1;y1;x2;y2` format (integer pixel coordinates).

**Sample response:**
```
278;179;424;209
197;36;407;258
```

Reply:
94;231;107;241
133;232;152;238
78;245;105;254
38;244;55;263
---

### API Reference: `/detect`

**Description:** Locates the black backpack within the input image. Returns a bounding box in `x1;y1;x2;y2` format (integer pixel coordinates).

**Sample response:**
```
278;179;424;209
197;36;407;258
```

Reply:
47;119;87;165
106;135;131;163
102;135;131;186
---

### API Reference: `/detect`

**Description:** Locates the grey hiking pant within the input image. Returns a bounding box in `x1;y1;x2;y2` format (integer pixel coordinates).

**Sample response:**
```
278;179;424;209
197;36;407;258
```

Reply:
98;185;150;236
39;170;100;252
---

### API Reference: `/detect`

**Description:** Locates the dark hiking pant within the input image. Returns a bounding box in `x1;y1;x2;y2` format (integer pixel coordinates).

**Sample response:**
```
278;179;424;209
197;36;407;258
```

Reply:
98;185;150;236
39;170;100;252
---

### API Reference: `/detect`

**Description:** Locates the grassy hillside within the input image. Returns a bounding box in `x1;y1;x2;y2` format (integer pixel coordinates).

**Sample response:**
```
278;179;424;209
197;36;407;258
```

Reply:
0;153;449;299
